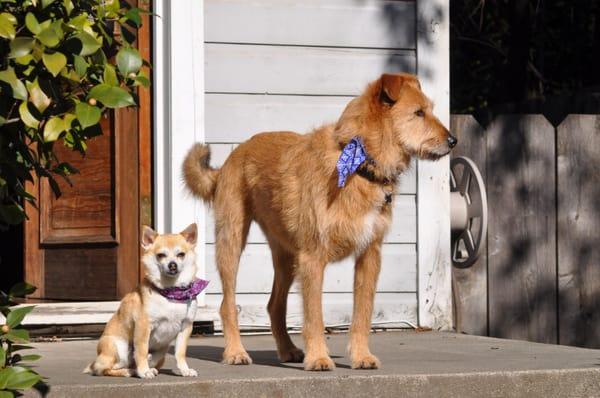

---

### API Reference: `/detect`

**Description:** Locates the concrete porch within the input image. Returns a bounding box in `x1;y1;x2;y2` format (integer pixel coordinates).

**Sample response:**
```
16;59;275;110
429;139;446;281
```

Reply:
25;331;600;397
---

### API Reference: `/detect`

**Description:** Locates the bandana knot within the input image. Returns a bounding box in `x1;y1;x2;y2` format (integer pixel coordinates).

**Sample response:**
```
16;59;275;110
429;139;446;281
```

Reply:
154;278;209;302
336;136;369;187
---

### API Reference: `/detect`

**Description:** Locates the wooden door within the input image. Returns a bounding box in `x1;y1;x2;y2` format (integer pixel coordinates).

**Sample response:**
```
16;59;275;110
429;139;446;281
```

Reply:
23;2;152;301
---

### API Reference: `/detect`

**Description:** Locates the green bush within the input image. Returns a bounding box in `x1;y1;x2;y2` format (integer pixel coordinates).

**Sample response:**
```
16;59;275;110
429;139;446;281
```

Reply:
0;282;43;398
0;0;147;227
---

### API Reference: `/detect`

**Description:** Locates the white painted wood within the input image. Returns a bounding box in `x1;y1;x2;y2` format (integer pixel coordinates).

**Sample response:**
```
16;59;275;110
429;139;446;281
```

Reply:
204;244;416;294
5;302;218;325
205;292;418;330
205;195;416;244
416;0;452;330
205;0;416;50
206;44;416;95
154;0;207;304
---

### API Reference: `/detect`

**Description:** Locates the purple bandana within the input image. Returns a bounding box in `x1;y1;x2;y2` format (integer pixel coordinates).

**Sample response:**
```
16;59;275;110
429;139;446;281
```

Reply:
154;278;209;302
336;136;368;187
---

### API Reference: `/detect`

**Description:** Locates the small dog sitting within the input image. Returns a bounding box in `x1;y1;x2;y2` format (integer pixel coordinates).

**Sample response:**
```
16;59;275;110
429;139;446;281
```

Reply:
84;224;208;378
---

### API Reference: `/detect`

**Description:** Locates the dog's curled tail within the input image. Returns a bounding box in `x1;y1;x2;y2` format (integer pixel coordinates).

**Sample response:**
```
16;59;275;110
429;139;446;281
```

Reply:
183;143;220;202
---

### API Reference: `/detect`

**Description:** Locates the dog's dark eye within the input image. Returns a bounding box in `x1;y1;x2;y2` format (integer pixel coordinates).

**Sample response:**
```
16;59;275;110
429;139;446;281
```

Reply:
156;253;167;261
177;252;185;259
415;109;425;117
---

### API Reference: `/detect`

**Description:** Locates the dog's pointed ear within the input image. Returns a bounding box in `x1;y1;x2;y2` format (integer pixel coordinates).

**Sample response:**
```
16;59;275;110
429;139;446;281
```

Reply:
141;225;158;249
180;223;198;245
379;73;421;106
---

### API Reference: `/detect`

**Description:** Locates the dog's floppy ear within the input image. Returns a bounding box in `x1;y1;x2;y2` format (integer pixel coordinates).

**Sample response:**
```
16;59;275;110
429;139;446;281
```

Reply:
141;225;158;249
180;223;198;245
379;73;421;106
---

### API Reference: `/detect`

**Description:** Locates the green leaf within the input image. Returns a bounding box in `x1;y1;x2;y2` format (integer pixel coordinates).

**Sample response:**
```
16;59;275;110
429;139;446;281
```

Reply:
42;52;67;77
134;74;150;88
73;54;88;77
0;368;13;390
18;102;38;128
103;64;118;86
87;84;135;108
25;13;40;34
6;306;34;328
8;283;36;298
123;8;142;27
0;204;26;225
0;13;16;40
10;345;34;352
75;102;101;129
26;79;51;113
42;0;55;8
19;354;41;362
36;27;60;47
63;0;74;15
9;37;35;58
0;67;28;101
116;47;142;76
0;345;5;367
75;32;101;56
43;116;66;142
0;390;14;398
5;367;41;390
5;328;29;344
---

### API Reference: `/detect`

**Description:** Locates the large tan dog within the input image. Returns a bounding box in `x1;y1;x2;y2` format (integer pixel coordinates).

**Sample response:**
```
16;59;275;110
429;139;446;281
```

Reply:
183;73;456;371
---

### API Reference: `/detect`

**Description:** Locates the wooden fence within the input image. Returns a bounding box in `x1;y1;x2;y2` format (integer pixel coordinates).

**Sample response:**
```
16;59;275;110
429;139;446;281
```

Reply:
451;114;600;348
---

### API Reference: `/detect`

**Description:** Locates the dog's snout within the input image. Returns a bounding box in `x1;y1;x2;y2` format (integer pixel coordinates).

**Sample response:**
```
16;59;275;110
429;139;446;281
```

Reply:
168;261;177;272
447;134;458;148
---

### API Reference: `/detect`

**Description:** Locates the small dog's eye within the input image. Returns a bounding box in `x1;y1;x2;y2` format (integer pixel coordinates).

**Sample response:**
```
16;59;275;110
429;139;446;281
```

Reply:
415;109;425;117
177;252;185;259
156;253;167;261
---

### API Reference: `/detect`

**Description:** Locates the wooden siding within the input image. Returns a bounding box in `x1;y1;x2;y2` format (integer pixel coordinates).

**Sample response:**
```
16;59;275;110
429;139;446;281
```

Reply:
205;0;418;328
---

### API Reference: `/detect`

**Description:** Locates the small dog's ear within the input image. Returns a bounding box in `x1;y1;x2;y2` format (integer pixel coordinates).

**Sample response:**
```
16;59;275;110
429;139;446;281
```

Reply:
180;223;197;245
141;225;157;249
380;73;421;106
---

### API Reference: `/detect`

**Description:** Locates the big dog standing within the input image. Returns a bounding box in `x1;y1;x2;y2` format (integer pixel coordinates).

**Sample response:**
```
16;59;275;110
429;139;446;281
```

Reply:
183;73;456;371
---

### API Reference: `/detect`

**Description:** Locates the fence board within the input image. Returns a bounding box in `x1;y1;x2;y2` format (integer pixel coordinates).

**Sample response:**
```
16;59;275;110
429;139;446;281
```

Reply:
205;0;416;50
205;44;415;95
557;115;600;347
487;115;557;343
450;115;488;336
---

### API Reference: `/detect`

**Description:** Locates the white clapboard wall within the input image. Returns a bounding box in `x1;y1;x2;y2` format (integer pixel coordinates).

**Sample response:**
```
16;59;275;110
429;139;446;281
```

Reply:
204;0;419;329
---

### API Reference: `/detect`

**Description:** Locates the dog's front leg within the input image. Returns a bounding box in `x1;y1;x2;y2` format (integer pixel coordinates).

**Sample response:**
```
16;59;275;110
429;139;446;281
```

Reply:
133;315;157;378
349;241;382;369
298;253;334;371
175;322;197;377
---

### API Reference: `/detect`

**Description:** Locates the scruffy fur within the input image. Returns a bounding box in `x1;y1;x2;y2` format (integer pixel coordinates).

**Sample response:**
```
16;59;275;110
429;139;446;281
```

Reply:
84;224;199;378
183;73;454;371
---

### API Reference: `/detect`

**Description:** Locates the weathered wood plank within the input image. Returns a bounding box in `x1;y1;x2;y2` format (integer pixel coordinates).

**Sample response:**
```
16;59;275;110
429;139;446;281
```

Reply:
205;244;416;294
205;44;416;95
450;115;488;336
557;115;600;348
205;0;416;50
205;292;418;330
487;115;557;343
205;195;416;244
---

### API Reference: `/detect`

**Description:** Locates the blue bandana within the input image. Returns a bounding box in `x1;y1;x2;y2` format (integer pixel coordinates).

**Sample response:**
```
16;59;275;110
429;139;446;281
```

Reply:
336;136;368;187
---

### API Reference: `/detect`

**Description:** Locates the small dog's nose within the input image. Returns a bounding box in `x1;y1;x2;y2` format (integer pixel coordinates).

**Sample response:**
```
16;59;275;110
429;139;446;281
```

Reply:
168;262;177;272
447;134;458;148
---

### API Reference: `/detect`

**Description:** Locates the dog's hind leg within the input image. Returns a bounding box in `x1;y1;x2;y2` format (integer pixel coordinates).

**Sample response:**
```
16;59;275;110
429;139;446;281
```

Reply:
267;245;304;363
214;188;252;365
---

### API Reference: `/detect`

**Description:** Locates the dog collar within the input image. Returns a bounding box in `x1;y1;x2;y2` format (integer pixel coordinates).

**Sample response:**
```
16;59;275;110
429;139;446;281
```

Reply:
337;136;396;188
152;278;209;302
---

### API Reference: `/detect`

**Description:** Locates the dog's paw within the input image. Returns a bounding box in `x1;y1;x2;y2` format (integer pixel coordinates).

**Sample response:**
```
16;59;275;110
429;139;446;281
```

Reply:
179;367;198;377
304;356;335;371
351;353;381;370
222;351;253;365
279;348;305;363
137;367;158;379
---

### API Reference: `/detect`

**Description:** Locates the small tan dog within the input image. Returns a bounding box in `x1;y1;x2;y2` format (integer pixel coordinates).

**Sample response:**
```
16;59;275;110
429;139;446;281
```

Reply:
183;73;455;371
84;224;207;378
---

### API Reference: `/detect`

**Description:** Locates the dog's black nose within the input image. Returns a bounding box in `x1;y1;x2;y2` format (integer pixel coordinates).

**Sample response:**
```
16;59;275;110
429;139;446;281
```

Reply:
168;262;177;272
447;134;458;148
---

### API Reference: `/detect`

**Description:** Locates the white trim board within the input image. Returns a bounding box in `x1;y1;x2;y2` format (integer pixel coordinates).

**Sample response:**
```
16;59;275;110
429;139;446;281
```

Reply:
416;0;452;330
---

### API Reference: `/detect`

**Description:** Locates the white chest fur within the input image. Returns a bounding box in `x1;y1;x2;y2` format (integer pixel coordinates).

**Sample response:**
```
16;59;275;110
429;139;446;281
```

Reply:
145;291;197;351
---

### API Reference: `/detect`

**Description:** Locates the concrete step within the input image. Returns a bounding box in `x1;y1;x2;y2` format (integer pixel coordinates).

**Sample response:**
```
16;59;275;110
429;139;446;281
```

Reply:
24;331;600;397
